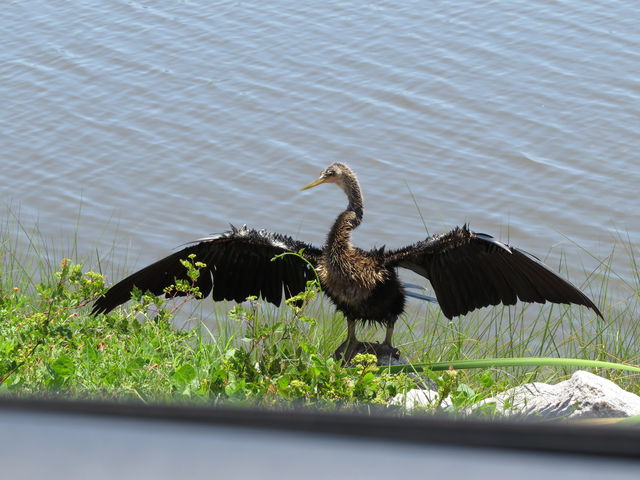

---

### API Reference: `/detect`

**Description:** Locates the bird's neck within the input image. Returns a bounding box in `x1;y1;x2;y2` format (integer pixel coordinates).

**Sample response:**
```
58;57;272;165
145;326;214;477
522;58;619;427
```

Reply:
326;180;364;255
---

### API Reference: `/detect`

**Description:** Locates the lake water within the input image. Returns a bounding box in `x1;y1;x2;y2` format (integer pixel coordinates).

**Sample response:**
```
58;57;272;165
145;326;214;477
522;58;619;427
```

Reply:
2;1;638;311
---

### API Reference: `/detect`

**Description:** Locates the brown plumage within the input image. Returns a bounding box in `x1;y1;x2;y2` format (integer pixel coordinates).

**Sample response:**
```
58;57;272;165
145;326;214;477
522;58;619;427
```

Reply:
92;162;602;361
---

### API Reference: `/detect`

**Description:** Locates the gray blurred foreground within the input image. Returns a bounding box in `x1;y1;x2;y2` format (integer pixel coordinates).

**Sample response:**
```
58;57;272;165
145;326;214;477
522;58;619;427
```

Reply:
1;400;639;480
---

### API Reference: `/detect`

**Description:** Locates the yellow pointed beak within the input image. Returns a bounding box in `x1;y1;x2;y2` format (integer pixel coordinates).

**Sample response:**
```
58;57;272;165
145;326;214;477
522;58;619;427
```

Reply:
300;177;328;191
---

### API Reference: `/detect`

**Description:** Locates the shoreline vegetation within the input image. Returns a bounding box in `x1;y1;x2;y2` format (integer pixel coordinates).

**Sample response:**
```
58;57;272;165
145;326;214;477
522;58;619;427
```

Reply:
1;215;638;413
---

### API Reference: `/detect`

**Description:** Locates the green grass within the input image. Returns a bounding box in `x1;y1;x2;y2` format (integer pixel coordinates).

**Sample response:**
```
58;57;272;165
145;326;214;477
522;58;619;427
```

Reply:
1;212;639;412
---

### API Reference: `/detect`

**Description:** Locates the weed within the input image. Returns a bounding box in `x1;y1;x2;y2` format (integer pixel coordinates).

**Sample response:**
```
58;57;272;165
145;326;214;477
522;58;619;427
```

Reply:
1;212;638;410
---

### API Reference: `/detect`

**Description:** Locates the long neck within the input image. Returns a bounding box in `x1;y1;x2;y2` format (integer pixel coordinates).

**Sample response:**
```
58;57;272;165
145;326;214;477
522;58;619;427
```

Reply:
326;173;364;255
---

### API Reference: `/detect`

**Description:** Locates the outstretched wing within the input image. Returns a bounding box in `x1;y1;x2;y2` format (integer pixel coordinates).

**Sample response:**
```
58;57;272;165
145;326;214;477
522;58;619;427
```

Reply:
92;225;322;315
385;225;602;320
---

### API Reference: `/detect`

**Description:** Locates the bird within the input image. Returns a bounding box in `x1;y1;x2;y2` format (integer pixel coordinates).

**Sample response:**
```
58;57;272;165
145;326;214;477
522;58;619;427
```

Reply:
92;162;602;361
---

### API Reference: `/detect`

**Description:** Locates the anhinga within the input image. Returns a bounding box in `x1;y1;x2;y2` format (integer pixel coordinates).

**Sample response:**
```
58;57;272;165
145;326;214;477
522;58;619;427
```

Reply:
92;163;602;360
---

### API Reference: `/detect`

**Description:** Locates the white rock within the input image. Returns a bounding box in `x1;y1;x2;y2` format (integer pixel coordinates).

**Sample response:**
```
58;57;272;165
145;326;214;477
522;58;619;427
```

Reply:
473;370;640;419
391;388;452;409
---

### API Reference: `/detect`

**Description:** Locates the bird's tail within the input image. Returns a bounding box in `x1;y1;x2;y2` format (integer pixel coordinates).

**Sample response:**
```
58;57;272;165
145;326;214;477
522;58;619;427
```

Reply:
402;282;438;303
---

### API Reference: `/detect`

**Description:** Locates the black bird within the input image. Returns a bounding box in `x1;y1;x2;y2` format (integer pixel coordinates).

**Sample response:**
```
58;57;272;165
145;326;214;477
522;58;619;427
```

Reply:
92;163;602;360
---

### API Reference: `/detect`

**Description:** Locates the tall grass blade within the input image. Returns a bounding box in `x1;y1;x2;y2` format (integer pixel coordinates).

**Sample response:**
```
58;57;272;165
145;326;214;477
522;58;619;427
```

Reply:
381;357;640;374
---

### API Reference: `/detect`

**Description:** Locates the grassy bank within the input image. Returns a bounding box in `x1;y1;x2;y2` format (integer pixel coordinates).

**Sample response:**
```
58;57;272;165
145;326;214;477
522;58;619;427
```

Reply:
1;217;639;411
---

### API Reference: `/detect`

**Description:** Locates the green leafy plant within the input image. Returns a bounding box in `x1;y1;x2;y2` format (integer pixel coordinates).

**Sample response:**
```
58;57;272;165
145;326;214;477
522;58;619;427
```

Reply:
1;211;639;413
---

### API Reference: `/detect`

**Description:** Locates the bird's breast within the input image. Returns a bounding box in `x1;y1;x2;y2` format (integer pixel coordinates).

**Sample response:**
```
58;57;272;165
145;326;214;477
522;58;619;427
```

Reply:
316;257;386;307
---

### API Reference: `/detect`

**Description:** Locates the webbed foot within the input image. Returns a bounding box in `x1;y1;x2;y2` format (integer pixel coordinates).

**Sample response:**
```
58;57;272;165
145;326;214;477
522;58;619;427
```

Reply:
333;340;400;364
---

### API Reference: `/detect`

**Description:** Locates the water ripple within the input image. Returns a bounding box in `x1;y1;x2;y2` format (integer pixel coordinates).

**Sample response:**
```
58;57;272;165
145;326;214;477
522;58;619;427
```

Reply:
2;0;638;294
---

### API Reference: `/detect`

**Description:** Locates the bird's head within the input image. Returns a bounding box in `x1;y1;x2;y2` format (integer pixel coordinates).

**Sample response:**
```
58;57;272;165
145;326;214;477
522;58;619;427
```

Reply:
300;162;354;193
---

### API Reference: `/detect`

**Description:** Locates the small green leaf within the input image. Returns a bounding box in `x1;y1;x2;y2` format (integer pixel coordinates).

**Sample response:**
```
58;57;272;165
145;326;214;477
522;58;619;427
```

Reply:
456;383;475;397
50;355;75;377
172;364;196;384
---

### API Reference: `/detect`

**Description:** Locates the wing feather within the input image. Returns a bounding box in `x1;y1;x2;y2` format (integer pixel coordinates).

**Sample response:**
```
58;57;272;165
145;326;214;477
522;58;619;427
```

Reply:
385;225;602;319
92;226;321;315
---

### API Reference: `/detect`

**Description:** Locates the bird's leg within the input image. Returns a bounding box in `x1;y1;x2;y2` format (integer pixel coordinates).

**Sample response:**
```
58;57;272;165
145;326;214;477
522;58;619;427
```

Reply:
334;319;401;363
334;319;360;362
383;324;394;347
371;320;400;362
347;317;357;344
334;318;382;362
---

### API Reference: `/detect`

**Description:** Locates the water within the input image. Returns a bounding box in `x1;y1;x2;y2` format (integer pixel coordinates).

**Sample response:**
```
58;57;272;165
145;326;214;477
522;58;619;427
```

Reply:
2;1;638;306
